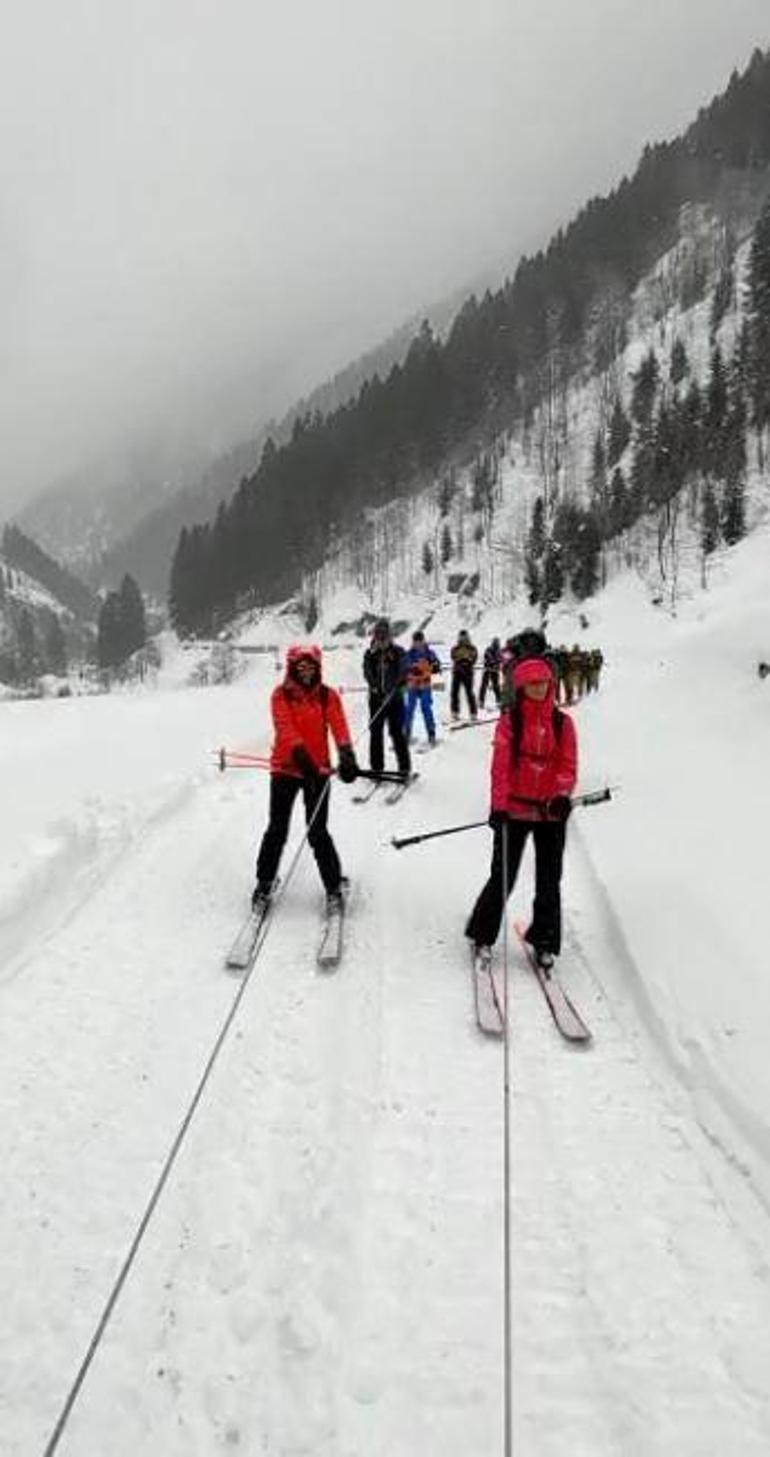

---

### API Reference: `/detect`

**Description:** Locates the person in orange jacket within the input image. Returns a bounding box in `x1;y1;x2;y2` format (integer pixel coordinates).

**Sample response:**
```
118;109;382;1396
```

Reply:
253;644;358;911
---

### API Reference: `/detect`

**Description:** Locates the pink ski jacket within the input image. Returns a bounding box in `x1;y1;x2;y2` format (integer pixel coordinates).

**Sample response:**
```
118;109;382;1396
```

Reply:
490;658;577;821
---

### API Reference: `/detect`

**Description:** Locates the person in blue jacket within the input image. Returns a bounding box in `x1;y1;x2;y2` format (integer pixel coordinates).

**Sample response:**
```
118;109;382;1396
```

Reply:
404;630;442;745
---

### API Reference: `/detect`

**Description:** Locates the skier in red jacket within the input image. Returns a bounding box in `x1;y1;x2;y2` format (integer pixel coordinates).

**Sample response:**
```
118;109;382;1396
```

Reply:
465;655;577;969
253;644;358;912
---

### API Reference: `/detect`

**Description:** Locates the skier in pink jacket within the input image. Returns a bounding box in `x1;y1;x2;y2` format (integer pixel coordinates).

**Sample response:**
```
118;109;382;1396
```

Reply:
465;655;577;969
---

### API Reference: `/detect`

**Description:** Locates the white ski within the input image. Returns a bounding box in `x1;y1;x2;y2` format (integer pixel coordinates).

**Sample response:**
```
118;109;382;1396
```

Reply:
224;880;280;972
385;772;419;805
471;946;505;1036
317;879;350;970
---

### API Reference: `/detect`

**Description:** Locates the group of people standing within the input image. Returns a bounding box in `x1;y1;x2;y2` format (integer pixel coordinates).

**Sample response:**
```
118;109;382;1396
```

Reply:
551;644;604;705
249;618;599;973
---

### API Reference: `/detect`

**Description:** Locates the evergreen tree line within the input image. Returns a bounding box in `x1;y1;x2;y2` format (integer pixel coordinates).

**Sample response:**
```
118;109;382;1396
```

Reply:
1;524;99;621
525;194;770;604
169;50;770;634
97;575;147;671
0;605;68;685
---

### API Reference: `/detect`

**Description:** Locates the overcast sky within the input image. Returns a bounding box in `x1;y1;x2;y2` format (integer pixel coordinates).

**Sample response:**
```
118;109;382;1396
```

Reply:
1;0;768;513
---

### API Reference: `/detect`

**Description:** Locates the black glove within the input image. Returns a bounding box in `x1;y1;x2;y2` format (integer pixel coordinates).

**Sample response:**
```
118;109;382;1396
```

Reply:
488;808;508;829
292;745;318;780
337;745;358;783
547;794;572;822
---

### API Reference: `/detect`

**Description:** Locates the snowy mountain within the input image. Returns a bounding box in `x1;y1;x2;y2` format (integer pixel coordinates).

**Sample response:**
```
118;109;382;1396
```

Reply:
17;292;471;602
169;48;770;638
6;43;770;1457
0;528;97;691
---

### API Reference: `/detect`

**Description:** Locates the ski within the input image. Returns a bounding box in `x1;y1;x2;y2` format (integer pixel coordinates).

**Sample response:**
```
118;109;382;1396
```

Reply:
449;715;499;733
385;772;419;805
225;906;269;971
317;878;350;970
353;780;381;805
470;946;505;1037
513;921;591;1044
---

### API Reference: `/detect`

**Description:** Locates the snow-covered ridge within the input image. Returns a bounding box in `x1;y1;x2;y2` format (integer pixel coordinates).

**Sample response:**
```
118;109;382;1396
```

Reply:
220;207;764;649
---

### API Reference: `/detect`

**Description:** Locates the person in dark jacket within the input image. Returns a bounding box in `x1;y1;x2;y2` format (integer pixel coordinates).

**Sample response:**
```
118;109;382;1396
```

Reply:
362;618;411;776
450;629;479;719
479;637;502;708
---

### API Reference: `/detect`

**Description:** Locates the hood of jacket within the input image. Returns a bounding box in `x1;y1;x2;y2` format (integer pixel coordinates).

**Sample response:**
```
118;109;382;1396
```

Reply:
512;655;556;710
284;643;323;685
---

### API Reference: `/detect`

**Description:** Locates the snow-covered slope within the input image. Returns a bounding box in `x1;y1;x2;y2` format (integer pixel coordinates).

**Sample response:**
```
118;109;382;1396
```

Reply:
2;509;770;1453
265;213;763;641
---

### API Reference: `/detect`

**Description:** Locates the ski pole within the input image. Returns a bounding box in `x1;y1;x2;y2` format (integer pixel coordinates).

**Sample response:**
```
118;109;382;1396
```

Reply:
509;787;615;811
214;749;407;786
391;788;615;849
355;767;412;784
215;748;271;770
391;820;488;849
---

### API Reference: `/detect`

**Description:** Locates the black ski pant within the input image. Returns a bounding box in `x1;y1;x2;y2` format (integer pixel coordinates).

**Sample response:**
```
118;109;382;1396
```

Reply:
451;670;477;717
479;669;500;707
465;818;566;952
256;773;341;893
368;694;411;775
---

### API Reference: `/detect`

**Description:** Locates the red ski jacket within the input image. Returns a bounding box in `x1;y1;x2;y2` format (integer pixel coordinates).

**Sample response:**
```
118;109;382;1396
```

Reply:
270;645;352;775
490;658;577;821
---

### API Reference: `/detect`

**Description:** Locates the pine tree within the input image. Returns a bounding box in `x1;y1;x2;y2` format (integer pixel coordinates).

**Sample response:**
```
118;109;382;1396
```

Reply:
608;467;629;536
710;260;734;339
706;345;729;474
119;574;146;659
701;484;720;557
630;349;660;431
438;473;455;518
607;398;631;466
525;555;541;607
523;498;547;607
17;608;37;682
98;592;122;670
529;496;546;557
746;201;770;436
670;337;688;387
541;544;563;606
570;509;602;599
98;576;146;670
440;523;453;566
722;475;746;545
44;613;67;675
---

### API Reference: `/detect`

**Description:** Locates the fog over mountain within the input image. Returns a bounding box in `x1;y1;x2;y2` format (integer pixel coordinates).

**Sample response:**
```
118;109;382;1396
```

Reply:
1;0;767;514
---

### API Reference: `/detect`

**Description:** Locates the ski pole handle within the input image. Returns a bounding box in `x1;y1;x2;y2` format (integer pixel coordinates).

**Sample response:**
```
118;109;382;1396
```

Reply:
573;787;613;807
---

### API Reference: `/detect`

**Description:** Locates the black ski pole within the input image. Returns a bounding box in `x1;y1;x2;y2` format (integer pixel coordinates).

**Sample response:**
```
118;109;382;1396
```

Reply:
391;787;615;850
391;820;488;849
355;767;411;785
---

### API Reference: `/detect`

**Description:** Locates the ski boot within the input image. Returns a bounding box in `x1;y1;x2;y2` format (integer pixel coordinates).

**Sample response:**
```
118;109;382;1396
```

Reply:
474;944;493;974
325;875;349;916
251;881;274;914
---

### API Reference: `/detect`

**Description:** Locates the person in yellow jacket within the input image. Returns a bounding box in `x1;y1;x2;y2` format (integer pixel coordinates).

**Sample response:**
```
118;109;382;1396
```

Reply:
450;629;478;719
